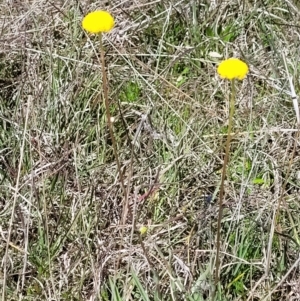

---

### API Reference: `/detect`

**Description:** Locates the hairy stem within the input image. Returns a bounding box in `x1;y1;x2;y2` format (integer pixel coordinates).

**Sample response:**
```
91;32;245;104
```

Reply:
214;79;236;295
99;33;127;223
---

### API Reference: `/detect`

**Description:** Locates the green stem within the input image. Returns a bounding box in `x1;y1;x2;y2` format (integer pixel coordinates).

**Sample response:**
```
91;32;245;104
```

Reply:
99;33;127;222
214;79;236;295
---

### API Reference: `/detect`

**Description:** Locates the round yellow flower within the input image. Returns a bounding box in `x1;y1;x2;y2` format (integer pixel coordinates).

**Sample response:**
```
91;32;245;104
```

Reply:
82;10;114;34
139;225;148;235
217;58;249;80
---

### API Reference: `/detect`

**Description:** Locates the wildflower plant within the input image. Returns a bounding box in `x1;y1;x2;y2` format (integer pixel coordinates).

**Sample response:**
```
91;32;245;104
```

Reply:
214;58;249;296
82;11;127;221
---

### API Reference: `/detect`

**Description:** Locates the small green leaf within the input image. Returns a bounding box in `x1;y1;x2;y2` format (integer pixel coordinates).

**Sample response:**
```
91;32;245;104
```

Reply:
252;178;265;185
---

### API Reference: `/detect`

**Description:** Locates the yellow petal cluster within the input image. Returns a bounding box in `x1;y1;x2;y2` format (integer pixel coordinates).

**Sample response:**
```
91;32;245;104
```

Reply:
82;10;114;34
217;58;249;80
139;225;148;235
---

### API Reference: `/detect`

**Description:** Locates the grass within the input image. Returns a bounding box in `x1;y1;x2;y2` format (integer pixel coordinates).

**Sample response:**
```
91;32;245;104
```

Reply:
1;0;300;300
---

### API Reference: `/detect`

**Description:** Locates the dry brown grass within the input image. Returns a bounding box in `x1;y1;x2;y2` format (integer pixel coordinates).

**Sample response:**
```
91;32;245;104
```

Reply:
1;0;300;300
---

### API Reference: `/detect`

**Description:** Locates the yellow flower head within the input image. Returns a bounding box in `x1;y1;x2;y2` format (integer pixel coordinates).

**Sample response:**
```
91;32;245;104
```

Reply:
217;58;249;80
139;225;148;235
82;10;114;34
